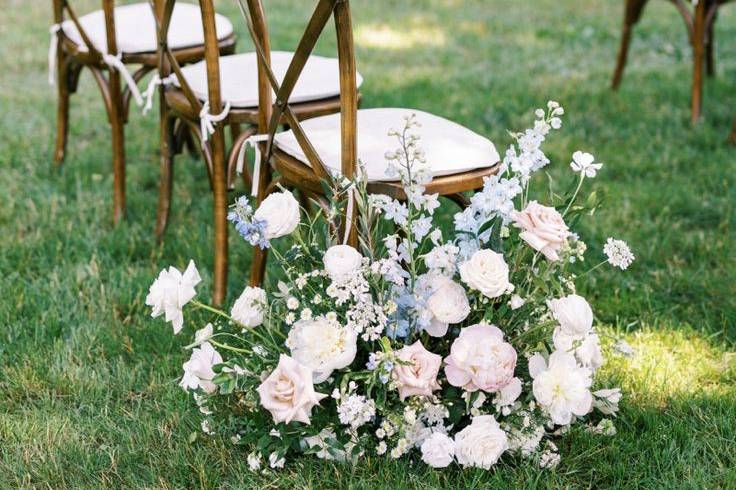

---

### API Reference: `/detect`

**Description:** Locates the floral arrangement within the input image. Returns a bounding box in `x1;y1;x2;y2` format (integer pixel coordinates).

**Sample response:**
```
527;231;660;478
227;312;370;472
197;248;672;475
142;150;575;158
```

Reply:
145;102;633;471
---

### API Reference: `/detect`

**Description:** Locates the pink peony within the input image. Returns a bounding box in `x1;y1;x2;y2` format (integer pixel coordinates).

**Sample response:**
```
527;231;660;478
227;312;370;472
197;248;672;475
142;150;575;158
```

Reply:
392;341;442;400
444;324;517;393
257;354;327;425
512;201;570;261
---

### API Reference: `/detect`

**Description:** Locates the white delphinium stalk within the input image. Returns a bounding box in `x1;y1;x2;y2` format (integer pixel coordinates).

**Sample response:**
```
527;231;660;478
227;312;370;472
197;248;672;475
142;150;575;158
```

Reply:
337;394;376;429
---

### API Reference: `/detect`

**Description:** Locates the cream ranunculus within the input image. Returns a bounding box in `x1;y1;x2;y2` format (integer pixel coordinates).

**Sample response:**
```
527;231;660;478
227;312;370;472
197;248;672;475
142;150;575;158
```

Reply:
548;294;593;337
420;432;455;468
257;354;327;425
531;351;593;425
253;191;300;239
179;341;222;394
146;260;201;334
231;286;267;327
444;324;517;393
417;274;470;337
512;200;570;261
459;249;512;299
323;245;363;282
392;341;442;400
454;415;509;469
286;317;358;383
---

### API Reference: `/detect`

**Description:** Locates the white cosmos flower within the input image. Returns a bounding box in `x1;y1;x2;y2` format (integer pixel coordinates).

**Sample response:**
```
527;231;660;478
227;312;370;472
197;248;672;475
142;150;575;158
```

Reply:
231;286;267;327
454;415;509;469
420;432;455;468
548;294;594;337
593;388;622;415
531;351;593;425
253;191;300;239
146;260;201;334
570;151;602;178
286;317;358;383
180;341;222;394
193;323;213;346
323;245;363;282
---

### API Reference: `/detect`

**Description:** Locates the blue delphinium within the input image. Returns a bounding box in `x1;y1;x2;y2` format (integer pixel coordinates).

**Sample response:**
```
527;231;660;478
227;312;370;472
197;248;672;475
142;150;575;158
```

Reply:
227;196;270;250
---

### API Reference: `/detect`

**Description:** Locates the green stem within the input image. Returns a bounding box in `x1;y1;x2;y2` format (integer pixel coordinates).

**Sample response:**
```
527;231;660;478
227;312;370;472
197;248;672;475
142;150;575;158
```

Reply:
562;173;585;217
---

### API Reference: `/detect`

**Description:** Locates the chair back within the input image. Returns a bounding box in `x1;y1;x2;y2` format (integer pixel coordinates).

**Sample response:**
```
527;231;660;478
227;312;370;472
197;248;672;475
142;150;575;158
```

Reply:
52;0;119;59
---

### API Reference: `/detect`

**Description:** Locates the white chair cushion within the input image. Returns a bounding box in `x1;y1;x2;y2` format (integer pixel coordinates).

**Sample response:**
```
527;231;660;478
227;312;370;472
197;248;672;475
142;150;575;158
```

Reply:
61;2;233;54
176;51;364;108
274;108;500;182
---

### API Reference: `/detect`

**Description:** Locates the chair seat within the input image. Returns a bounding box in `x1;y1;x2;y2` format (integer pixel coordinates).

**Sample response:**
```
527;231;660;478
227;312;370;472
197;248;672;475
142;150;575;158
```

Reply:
274;108;500;182
60;2;234;54
176;52;364;108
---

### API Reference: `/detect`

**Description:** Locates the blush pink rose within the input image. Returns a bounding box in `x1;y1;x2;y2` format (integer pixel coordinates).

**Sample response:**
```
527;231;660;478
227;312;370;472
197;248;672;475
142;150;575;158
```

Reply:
444;324;517;393
392;341;442;401
257;354;327;425
512;201;570;261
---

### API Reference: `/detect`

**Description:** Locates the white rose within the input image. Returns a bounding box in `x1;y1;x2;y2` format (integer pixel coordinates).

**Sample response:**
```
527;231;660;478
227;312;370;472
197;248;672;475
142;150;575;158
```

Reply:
548;294;593;337
459;249;512;299
512;200;570;261
323;245;363;282
231;286;267;327
146;260;201;334
286;317;357;383
179;342;222;394
257;354;327;425
454;415;509;469
417;274;470;337
420;432;455;468
253;191;300;239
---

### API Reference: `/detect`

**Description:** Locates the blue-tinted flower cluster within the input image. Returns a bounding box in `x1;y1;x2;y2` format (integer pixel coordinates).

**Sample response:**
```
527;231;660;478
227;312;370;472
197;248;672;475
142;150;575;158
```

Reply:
227;196;270;250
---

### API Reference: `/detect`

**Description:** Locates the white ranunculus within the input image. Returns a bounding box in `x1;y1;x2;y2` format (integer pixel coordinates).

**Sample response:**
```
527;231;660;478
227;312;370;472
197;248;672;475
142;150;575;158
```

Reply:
179;341;222;394
548;294;593;337
323;245;363;282
420;432;455;468
454;415;509;469
253;191;300;239
417;274;470;337
532;351;593;425
146;260;201;334
459;249;512;299
231;286;267;327
286;317;358;383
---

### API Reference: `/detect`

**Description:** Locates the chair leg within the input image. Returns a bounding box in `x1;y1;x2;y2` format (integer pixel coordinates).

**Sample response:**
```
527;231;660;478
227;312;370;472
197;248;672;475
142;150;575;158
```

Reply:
691;0;706;123
108;70;126;224
249;156;272;288
54;54;70;165
156;103;175;240
705;12;716;77
729;116;736;144
611;0;649;90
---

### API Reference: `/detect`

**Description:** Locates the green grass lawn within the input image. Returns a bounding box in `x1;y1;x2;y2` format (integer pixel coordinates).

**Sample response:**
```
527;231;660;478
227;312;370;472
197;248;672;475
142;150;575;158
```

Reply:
1;0;735;487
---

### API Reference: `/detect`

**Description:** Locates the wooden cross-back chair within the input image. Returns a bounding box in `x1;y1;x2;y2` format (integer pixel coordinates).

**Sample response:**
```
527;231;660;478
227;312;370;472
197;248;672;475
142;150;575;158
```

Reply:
153;0;364;305
611;0;733;123
50;0;236;223
239;0;502;287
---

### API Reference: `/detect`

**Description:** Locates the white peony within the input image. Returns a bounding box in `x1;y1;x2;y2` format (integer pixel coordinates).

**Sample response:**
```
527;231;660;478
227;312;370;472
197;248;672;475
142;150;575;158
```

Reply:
531;351;593;425
286;317;357;383
459;249;512;299
253;191;300;239
323;245;363;282
417;274;470;337
146;260;201;334
231;286;267;327
548;294;593;337
180;341;222;394
420;432;455;468
553;328;603;370
454;415;509;469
